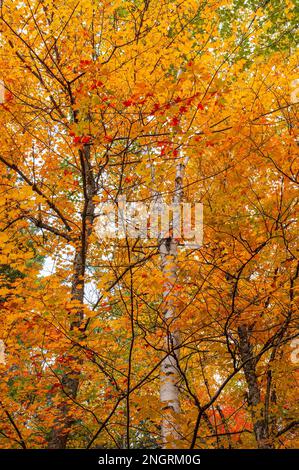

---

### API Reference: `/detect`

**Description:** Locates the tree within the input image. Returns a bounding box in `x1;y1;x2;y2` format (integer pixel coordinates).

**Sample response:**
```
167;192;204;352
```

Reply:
0;0;298;449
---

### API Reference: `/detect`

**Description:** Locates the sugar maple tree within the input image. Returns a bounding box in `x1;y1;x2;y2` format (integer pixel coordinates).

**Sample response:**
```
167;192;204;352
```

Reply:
0;0;298;449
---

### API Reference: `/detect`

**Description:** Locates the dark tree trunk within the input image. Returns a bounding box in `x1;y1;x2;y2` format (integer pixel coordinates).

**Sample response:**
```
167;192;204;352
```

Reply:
48;144;96;448
238;324;273;449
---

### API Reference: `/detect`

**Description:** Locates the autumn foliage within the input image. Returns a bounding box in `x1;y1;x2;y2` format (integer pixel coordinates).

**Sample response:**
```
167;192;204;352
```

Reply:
0;0;298;449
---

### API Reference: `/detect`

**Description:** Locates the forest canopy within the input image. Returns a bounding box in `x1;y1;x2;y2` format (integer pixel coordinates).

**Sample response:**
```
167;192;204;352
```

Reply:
0;0;298;450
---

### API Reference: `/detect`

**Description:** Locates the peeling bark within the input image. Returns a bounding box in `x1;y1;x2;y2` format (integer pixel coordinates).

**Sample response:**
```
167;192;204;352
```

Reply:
159;162;186;447
159;236;181;446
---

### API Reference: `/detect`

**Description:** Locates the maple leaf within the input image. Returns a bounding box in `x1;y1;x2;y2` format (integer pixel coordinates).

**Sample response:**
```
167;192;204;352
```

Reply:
123;99;133;107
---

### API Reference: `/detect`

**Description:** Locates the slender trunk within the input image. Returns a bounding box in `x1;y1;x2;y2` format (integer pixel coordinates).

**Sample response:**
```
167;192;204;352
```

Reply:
48;144;96;448
159;162;185;447
159;236;180;446
238;324;273;449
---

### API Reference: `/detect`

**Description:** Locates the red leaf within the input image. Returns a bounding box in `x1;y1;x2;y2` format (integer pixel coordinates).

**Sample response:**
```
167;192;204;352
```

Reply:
73;136;81;145
170;116;180;127
123;99;133;107
79;59;92;68
150;103;160;115
91;80;103;90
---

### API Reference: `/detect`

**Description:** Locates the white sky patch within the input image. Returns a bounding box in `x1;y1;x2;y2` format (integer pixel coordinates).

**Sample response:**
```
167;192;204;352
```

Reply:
39;253;99;308
39;256;57;276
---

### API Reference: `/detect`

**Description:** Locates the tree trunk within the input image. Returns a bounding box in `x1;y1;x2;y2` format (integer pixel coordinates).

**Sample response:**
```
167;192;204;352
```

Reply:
159;162;185;447
238;324;273;449
159;236;181;446
48;144;96;448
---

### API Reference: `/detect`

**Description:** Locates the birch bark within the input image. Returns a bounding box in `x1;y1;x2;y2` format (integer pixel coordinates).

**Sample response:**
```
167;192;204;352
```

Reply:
159;161;186;447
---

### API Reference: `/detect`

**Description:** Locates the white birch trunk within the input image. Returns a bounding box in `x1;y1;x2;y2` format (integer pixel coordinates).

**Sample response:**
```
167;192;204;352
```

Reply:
159;160;186;447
